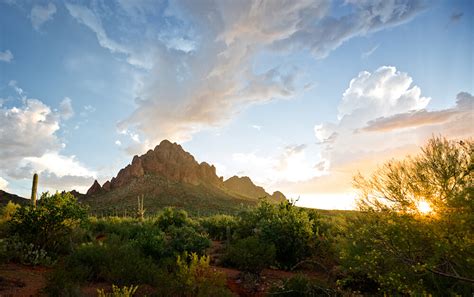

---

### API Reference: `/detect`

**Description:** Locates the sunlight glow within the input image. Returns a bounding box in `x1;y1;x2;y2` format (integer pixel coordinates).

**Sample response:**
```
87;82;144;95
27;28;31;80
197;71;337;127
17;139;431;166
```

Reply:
416;200;433;215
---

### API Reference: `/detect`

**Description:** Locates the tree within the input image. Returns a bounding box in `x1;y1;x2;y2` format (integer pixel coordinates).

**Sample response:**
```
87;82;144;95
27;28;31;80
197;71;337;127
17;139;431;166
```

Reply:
340;137;473;295
9;192;88;255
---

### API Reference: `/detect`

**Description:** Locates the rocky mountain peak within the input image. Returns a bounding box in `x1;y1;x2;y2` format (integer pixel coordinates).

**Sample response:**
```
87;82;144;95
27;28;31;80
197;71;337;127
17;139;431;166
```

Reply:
86;180;102;196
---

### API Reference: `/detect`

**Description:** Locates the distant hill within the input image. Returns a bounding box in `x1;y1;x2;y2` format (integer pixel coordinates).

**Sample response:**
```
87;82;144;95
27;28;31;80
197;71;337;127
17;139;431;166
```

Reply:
0;190;29;206
81;140;286;215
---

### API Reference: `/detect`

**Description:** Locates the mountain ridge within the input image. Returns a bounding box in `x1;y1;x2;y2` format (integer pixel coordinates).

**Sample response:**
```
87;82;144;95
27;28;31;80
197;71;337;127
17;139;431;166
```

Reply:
82;140;286;214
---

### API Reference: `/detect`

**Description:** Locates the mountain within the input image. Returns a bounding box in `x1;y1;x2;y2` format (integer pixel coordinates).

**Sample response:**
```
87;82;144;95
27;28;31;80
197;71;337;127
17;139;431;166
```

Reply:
224;176;286;202
0;190;29;206
82;140;286;215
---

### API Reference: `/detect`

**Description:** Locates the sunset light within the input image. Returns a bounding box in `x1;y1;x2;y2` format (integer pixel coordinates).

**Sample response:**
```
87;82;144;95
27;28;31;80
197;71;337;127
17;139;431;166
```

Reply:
0;1;472;295
417;200;433;215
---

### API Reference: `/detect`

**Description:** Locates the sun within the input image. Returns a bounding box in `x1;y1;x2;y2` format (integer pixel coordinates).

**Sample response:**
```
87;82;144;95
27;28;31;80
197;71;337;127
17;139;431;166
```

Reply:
416;200;433;215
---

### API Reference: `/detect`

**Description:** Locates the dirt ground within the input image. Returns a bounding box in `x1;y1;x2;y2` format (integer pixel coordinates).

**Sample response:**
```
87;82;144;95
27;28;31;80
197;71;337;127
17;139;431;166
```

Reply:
0;255;327;296
0;263;50;297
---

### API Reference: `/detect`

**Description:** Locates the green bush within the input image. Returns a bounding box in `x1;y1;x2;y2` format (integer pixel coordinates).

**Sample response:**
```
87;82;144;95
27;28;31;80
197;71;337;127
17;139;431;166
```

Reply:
164;252;232;297
156;207;188;230
1;201;20;222
200;214;238;241
236;200;315;268
0;235;55;266
166;225;211;256
8;192;87;256
226;236;275;274
269;274;334;296
97;285;138;297
340;137;474;295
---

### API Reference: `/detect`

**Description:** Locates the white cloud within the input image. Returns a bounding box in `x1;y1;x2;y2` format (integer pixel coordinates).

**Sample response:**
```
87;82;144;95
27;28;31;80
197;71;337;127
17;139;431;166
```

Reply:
64;0;425;152
300;66;474;203
0;50;13;62
0;177;8;191
0;82;96;193
59;97;74;120
337;66;430;122
361;44;379;59
230;144;325;188
30;3;56;31
115;140;122;146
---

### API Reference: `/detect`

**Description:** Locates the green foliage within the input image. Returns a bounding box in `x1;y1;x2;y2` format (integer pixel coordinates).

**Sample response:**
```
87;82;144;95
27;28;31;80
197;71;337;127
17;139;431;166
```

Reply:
168;252;232;297
1;201;20;221
156;207;189;230
269;274;335;296
200;214;238;241
226;236;275;274
166;225;211;256
97;285;138;297
67;242;160;284
0;235;55;266
8;192;88;255
341;137;474;295
236;200;316;268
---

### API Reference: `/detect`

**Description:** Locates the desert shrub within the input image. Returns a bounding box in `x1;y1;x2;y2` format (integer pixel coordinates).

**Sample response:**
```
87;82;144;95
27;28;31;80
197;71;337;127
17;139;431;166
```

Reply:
340;137;474;295
156;207;189;230
0;235;55;266
88;217;145;241
226;236;275;274
200;214;238;240
159;252;232;297
269;274;335;296
8;192;87;256
97;285;138;297
1;201;20;222
165;225;211;256
236;200;315;268
132;228;166;261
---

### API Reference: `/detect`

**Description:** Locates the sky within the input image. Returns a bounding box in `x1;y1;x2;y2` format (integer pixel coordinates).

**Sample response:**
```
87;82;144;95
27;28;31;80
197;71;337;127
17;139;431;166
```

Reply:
0;0;473;210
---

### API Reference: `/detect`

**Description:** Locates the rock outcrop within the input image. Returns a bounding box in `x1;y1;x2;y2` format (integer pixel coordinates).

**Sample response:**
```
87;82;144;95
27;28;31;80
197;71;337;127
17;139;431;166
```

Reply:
85;139;287;205
86;180;102;196
223;175;269;199
271;191;287;202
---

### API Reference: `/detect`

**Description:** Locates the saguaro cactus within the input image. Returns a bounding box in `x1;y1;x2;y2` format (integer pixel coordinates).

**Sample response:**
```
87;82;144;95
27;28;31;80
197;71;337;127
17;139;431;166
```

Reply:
31;173;38;208
137;195;145;221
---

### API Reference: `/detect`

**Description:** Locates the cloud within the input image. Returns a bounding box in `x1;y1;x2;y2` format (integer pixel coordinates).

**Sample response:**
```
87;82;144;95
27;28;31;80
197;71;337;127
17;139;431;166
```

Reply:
0;177;8;191
37;172;95;193
64;0;425;152
272;0;425;59
59;97;74;120
0;50;13;62
65;3;150;69
361;44;379;59
30;3;56;31
231;143;325;187
0;82;96;193
302;66;474;200
251;124;262;131
361;92;471;132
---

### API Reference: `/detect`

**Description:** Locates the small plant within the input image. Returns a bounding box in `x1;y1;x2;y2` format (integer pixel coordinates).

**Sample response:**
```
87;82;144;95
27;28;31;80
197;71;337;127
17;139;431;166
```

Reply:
173;252;232;297
2;235;55;266
269;274;334;296
97;284;138;297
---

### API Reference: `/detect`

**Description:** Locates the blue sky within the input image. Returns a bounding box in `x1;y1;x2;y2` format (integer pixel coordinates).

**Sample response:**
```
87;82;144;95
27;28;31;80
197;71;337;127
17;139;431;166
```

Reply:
0;0;472;209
